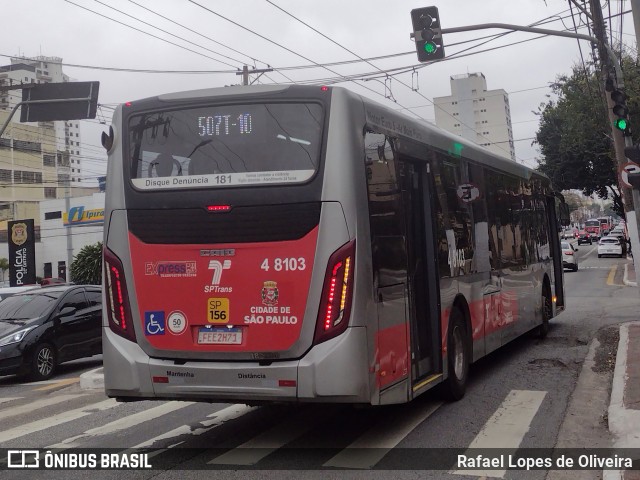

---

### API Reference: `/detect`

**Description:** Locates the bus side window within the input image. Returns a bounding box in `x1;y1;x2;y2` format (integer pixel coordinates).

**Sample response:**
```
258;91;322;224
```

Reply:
431;155;474;278
467;163;491;273
364;132;407;288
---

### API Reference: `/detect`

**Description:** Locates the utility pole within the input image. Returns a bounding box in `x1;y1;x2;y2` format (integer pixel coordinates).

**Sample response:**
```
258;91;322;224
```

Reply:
235;65;273;86
588;0;640;275
632;0;640;49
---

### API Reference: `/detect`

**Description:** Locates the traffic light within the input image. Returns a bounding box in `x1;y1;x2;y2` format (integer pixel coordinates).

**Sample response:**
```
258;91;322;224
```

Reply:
411;7;445;62
611;88;632;136
625;144;640;163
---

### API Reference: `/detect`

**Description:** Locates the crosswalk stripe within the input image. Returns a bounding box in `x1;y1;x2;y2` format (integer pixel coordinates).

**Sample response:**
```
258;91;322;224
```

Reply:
0;397;22;406
323;401;442;469
0;398;118;444
35;377;80;391
47;401;195;449
133;404;255;450
18;379;63;386
452;389;547;478
208;407;336;466
0;393;85;423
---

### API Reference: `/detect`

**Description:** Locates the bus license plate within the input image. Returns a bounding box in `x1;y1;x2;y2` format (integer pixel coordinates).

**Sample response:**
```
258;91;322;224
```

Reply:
198;327;242;345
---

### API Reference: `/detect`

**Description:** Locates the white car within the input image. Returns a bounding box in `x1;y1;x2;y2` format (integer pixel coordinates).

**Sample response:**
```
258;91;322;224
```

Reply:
561;241;578;271
598;236;623;258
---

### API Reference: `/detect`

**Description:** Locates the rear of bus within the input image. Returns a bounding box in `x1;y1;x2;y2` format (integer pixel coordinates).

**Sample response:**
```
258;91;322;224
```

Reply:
584;219;601;240
102;85;373;404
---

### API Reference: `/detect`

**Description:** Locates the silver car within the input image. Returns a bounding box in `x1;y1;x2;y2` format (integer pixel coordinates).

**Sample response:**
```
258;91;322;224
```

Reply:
561;241;578;271
598;236;623;258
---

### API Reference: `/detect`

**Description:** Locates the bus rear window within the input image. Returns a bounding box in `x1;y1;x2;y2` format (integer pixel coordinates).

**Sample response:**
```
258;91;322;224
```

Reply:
128;103;323;190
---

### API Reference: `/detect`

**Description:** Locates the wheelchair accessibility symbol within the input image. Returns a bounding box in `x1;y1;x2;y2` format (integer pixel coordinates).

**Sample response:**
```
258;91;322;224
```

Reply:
144;311;165;336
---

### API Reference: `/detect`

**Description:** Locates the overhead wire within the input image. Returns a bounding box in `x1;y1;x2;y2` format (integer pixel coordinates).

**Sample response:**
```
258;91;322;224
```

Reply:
3;10;629;78
184;0;424;119
92;0;247;67
5;5;633;168
126;0;263;67
263;3;591;162
62;0;240;69
263;1;541;161
568;0;597;103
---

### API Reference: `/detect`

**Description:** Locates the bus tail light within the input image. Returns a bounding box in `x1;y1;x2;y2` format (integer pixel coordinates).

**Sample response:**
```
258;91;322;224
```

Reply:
104;247;136;342
314;240;355;345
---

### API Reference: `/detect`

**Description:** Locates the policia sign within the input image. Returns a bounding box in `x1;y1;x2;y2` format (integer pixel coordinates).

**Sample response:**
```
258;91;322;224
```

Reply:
8;219;36;287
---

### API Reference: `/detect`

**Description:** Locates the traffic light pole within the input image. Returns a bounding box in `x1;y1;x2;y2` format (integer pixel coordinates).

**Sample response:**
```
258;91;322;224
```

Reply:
588;0;640;279
433;20;640;277
438;23;620;75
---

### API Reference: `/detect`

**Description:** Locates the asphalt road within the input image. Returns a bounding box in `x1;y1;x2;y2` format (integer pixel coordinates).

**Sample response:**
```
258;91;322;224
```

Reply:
0;245;637;479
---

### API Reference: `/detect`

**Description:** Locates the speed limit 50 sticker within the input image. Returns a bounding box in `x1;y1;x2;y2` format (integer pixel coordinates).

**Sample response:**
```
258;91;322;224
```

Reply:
167;311;188;335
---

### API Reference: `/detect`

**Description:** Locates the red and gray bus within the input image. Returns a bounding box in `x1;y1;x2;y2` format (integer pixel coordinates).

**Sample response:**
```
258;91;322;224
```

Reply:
597;216;612;235
101;85;568;405
584;219;601;239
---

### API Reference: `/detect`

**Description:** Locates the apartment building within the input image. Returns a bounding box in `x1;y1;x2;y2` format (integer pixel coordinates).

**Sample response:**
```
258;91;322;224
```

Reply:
0;56;86;186
433;73;516;161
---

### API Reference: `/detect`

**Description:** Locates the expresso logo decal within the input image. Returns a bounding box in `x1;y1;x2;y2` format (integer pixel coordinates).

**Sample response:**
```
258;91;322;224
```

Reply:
145;261;197;278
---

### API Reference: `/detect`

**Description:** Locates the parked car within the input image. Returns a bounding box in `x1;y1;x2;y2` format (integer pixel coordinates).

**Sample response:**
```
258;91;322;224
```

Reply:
561;241;579;271
40;277;67;286
609;231;628;255
577;230;592;245
0;285;102;380
0;285;41;302
598;236;624;258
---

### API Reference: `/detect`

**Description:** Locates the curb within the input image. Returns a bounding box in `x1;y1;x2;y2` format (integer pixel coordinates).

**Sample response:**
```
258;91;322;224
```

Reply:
606;322;640;480
608;322;640;447
623;263;638;287
79;367;104;390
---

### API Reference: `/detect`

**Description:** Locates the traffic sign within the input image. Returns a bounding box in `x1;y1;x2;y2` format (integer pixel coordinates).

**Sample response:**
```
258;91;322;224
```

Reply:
20;81;99;122
619;162;640;188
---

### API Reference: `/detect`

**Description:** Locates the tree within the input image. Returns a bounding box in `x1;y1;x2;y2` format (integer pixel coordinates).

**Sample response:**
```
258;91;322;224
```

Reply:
0;258;8;283
562;191;584;215
534;53;640;217
70;242;102;285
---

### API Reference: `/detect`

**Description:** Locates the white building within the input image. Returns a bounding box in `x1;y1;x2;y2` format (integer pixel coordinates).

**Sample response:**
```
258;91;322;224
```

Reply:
38;192;104;280
0;56;99;277
433;73;516;161
0;56;86;185
0;192;104;283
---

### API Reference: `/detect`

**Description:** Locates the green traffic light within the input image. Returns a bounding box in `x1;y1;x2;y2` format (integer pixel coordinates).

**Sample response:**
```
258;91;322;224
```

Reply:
423;42;437;54
615;118;629;131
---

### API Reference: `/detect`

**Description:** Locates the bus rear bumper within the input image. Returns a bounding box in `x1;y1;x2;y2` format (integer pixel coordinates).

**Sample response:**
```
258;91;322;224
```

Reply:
103;326;371;404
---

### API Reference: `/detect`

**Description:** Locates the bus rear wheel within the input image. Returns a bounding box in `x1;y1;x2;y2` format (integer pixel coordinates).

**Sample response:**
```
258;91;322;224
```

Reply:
537;292;551;339
442;309;469;401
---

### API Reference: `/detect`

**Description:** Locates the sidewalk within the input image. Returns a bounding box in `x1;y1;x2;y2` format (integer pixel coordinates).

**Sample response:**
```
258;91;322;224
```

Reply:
608;259;640;479
623;258;637;287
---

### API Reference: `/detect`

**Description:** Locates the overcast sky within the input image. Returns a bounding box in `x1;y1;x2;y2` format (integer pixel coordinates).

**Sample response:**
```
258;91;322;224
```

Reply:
3;0;637;183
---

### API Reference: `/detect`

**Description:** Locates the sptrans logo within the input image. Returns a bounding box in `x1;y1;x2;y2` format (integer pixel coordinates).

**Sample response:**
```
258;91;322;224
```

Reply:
204;260;232;293
145;261;197;278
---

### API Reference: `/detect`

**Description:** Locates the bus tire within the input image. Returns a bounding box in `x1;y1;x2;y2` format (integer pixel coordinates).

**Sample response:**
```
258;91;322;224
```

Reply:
537;293;551;339
30;343;56;381
443;309;469;401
